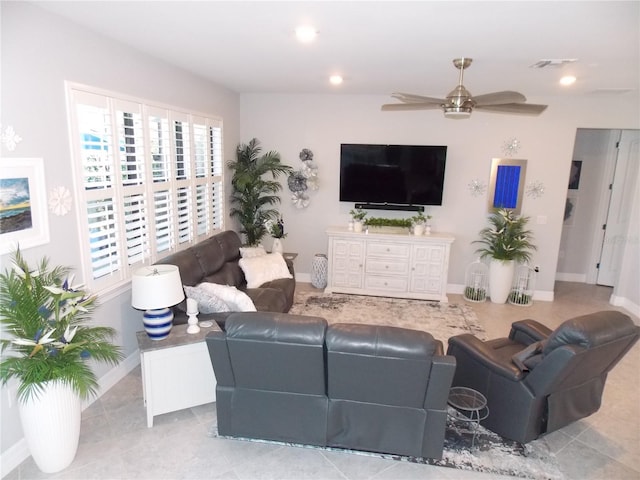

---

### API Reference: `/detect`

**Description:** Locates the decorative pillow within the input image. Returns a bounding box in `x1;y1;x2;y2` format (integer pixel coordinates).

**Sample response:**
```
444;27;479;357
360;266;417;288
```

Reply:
183;285;232;314
239;252;293;288
239;245;267;258
196;282;256;312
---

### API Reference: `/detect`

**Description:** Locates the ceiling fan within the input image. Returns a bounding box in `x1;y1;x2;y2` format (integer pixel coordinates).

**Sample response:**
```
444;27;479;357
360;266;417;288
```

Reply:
381;57;548;119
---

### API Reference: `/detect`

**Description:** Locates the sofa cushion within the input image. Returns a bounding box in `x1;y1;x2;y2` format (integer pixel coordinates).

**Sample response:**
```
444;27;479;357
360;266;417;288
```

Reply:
240;246;267;258
239;252;293;288
189;282;256;312
183;284;232;314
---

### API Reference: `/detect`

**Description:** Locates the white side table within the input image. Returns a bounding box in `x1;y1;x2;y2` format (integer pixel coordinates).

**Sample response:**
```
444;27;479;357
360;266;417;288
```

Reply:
136;322;219;427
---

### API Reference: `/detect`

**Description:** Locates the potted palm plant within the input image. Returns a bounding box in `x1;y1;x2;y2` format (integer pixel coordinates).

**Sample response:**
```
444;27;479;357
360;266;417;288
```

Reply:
228;138;293;246
473;208;536;303
0;249;123;473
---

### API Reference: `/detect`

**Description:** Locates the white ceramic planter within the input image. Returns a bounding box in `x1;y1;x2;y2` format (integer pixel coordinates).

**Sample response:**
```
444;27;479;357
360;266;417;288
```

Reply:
18;380;81;473
353;221;363;233
272;238;284;254
489;259;515;304
413;224;425;236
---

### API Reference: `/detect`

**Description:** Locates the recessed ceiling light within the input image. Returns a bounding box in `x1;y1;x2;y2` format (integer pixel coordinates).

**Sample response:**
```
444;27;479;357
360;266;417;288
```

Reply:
560;75;577;86
329;75;343;85
295;25;317;43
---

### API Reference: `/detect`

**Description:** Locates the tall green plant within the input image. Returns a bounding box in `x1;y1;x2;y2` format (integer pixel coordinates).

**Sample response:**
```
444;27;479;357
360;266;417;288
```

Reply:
473;208;537;263
227;138;292;246
0;249;123;402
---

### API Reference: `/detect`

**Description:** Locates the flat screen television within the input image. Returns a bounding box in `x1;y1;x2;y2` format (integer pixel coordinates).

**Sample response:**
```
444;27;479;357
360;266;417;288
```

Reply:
339;143;447;206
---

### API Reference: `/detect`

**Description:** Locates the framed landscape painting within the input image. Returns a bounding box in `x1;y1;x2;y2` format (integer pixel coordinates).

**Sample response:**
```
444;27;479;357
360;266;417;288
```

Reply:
0;158;50;254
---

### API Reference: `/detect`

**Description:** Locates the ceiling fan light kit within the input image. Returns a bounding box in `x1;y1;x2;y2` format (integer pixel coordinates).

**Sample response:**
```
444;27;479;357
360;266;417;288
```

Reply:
382;57;548;119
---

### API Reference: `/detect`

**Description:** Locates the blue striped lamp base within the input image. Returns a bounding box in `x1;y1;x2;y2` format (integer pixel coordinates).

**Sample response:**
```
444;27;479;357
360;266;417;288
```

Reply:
143;308;174;340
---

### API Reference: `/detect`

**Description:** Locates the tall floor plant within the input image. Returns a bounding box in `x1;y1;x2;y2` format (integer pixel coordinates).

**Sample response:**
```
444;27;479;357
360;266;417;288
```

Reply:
228;138;292;246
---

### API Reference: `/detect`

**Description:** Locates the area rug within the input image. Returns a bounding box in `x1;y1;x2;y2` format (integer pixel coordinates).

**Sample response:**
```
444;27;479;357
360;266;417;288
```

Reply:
289;291;486;344
207;417;563;480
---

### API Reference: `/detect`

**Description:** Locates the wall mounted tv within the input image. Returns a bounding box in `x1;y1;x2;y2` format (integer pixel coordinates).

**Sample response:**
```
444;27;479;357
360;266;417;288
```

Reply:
339;143;447;206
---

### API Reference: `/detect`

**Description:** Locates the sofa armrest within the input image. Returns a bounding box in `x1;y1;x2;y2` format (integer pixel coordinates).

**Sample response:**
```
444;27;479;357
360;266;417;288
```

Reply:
447;334;524;381
205;331;235;387
423;355;456;409
509;319;553;345
285;257;295;278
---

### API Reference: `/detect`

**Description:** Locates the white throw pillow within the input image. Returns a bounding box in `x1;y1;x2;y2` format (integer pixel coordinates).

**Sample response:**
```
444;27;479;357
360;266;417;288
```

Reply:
196;282;257;312
239;252;293;288
239;245;267;258
183;285;232;314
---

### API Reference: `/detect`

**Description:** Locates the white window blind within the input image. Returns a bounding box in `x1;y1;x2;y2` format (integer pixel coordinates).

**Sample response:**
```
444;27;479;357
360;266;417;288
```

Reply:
67;84;224;293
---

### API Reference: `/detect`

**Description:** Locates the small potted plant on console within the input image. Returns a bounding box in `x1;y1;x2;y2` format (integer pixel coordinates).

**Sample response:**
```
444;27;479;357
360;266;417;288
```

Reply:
411;211;433;235
349;207;368;232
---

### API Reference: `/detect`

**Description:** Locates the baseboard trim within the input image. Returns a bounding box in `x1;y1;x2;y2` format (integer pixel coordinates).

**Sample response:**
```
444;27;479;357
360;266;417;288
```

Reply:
555;272;587;282
448;283;554;302
610;294;640;320
1;352;140;478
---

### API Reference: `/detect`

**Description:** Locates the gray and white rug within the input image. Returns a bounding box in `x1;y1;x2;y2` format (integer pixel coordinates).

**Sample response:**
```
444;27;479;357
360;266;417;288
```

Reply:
208;419;563;480
289;291;486;344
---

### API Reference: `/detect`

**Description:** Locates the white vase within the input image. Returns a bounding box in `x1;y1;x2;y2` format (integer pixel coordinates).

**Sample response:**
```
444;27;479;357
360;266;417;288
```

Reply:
413;224;425;236
311;254;329;288
489;259;515;304
18;380;82;473
272;238;284;254
353;221;363;233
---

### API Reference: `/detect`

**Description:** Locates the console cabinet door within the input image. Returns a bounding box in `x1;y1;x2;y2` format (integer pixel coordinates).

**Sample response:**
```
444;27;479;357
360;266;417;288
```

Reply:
409;244;445;294
330;239;364;289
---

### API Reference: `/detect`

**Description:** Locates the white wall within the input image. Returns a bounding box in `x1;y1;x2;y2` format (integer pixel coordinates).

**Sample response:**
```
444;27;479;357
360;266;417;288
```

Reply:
240;94;640;298
0;2;240;473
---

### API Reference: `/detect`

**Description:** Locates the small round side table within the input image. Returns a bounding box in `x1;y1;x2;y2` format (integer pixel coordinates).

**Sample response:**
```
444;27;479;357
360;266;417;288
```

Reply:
447;386;489;447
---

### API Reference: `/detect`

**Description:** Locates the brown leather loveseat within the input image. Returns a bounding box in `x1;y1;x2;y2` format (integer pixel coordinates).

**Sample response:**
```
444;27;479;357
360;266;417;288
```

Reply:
155;230;295;322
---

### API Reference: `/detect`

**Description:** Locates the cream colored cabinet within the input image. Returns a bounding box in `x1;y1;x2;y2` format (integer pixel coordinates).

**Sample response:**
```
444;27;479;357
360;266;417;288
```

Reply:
327;237;365;289
326;226;454;302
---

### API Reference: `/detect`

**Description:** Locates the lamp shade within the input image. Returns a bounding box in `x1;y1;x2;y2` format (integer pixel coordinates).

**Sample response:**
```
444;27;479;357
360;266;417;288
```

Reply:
131;265;185;310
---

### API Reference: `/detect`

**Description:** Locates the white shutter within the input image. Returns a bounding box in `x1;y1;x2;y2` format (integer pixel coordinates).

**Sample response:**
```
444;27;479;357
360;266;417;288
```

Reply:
67;83;224;292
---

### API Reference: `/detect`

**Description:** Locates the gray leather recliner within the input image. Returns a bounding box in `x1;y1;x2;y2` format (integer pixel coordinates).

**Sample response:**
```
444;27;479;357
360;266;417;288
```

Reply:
447;310;639;443
206;312;456;459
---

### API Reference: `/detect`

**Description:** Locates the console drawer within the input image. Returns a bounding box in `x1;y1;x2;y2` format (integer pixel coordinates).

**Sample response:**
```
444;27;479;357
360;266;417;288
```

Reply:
365;275;408;292
367;242;411;258
366;258;409;275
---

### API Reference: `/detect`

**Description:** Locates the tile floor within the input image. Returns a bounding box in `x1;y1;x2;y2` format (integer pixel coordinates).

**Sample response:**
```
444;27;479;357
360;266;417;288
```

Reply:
5;282;639;480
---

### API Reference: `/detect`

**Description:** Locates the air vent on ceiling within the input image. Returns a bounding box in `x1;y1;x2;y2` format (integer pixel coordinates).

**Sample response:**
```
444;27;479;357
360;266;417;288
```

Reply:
530;59;578;69
588;88;634;95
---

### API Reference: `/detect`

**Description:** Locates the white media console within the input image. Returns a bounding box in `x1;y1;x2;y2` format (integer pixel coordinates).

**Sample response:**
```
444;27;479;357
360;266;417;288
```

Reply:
325;226;455;302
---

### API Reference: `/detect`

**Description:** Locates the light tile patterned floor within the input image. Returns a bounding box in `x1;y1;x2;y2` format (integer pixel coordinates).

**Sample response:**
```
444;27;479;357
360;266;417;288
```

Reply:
5;282;639;480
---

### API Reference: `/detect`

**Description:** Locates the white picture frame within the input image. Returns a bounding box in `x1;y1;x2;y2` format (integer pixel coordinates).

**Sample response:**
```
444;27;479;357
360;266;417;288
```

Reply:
0;157;50;254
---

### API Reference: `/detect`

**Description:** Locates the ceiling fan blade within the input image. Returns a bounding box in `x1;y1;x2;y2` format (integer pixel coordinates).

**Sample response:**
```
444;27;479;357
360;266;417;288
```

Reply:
475;103;548;115
391;92;445;104
473;91;527;106
381;103;442;111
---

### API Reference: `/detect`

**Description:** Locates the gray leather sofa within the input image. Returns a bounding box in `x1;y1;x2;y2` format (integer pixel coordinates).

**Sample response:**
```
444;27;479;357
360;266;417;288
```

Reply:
447;310;640;443
155;230;295;323
206;311;457;460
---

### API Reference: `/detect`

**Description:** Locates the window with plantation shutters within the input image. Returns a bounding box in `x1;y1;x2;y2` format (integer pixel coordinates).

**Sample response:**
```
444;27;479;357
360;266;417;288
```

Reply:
67;83;224;293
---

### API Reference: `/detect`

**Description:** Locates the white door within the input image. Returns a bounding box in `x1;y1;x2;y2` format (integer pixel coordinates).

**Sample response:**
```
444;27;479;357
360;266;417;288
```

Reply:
597;130;640;286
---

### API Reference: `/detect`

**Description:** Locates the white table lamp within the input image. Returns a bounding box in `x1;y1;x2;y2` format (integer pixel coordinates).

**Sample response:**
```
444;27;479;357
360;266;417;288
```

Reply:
131;265;185;340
